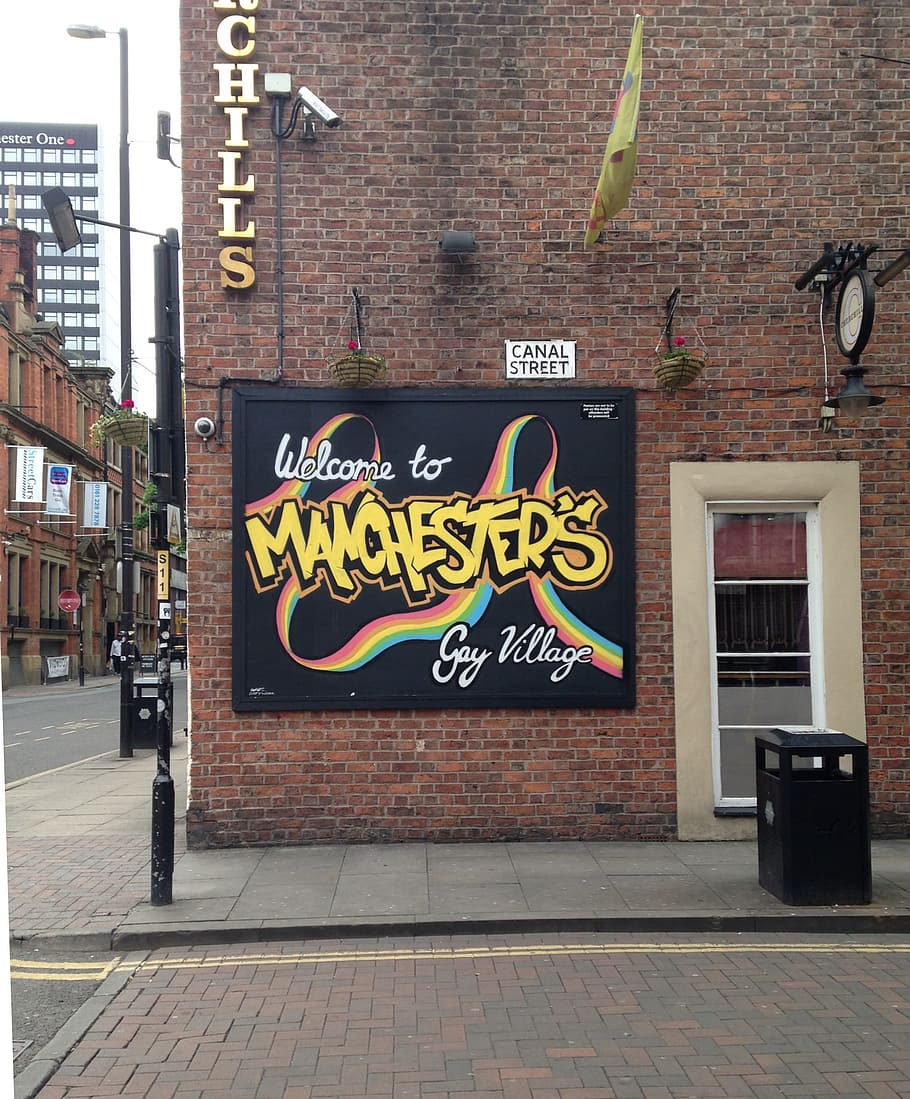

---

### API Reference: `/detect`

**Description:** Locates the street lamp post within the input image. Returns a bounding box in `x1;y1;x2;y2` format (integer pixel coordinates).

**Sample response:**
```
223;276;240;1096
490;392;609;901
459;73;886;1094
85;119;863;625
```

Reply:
67;24;135;758
77;583;86;688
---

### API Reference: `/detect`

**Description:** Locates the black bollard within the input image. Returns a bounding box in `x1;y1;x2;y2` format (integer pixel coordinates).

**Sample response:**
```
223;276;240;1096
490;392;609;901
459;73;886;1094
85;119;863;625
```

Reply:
150;671;175;906
151;767;175;905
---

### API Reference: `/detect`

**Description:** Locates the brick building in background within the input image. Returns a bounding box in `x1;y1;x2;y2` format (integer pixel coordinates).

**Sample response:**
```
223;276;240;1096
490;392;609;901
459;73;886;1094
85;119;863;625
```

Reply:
0;214;158;685
179;2;909;847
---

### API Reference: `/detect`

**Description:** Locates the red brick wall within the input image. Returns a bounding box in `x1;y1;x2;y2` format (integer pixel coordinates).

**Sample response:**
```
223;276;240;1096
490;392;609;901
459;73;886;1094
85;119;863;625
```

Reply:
180;1;910;846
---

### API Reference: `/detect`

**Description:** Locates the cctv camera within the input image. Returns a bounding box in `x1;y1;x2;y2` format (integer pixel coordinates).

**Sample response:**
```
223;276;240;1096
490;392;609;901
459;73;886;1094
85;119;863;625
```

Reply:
297;86;341;128
194;416;216;440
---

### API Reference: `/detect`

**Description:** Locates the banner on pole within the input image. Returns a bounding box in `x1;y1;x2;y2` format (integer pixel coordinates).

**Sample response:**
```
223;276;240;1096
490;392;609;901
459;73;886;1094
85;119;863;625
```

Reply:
82;482;108;528
14;446;44;503
44;465;73;515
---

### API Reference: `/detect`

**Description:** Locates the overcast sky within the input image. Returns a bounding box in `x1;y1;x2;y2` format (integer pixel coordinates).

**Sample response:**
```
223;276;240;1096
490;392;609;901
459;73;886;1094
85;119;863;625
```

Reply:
1;0;182;410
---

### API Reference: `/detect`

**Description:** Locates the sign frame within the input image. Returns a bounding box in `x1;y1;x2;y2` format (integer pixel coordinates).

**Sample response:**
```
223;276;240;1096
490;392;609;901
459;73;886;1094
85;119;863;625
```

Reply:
233;387;636;712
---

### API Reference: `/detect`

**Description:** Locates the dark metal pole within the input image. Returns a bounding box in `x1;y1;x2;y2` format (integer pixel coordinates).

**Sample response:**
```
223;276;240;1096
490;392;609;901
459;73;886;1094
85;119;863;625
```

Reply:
77;586;85;687
149;231;180;906
116;26;135;759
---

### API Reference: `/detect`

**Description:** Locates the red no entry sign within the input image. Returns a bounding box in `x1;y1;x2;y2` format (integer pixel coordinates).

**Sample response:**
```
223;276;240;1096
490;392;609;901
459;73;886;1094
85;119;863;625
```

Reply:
57;589;82;613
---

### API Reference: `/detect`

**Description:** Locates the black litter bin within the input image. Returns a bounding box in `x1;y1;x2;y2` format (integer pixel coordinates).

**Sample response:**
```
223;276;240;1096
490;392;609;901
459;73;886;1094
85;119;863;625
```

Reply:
131;676;174;750
756;729;871;906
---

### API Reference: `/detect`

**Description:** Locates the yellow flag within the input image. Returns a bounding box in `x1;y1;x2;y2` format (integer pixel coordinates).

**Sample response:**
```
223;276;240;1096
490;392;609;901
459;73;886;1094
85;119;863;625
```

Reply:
584;15;643;246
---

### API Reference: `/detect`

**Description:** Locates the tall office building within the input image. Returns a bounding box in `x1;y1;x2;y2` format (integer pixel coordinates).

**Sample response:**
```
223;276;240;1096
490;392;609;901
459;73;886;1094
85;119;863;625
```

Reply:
0;121;103;365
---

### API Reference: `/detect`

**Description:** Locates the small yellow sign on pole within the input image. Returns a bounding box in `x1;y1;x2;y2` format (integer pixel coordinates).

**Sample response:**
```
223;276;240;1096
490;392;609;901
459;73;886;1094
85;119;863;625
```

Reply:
156;550;170;600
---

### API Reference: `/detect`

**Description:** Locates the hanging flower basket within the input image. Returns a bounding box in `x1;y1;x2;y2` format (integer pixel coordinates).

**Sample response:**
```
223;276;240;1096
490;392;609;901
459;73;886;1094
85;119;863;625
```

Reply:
89;402;150;447
653;339;706;391
329;342;387;387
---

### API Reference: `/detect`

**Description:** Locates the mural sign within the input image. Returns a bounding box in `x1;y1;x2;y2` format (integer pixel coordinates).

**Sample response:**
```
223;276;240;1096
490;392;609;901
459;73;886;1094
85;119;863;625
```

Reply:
233;388;635;710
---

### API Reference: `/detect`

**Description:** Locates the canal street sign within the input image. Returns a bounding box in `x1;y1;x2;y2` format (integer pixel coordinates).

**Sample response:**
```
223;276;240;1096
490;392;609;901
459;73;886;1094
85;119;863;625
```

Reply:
504;340;576;380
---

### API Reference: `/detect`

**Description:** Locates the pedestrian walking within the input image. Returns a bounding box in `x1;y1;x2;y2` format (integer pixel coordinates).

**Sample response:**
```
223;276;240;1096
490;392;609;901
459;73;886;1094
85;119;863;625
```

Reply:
109;632;125;674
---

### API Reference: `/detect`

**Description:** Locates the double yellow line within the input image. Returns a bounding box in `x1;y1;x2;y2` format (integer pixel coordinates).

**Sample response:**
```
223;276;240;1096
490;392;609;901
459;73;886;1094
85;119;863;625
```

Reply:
12;940;910;981
134;939;910;974
10;957;123;983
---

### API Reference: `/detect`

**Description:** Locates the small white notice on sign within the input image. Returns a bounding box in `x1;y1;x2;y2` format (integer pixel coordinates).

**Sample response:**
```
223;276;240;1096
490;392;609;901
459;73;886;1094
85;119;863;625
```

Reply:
504;340;576;380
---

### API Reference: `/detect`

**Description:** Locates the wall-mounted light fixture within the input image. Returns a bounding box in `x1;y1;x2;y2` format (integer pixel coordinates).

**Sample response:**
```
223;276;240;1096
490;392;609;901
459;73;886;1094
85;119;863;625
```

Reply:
794;241;908;419
439;231;477;256
823;364;886;419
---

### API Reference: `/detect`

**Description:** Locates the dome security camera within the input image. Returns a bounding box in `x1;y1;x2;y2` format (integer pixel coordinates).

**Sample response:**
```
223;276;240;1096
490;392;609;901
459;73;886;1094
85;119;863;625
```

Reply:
194;416;216;439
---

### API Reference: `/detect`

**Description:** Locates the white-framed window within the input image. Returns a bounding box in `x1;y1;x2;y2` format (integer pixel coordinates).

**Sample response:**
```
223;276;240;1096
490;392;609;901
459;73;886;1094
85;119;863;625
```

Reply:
669;462;865;840
708;506;822;809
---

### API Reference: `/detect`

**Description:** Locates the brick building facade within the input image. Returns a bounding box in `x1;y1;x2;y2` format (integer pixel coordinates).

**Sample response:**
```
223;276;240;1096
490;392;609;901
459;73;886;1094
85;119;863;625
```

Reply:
0;217;158;685
179;1;909;847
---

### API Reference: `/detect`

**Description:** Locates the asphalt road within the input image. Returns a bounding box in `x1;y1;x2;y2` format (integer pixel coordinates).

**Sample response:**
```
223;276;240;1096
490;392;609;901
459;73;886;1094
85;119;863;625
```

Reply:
2;673;187;784
10;944;113;1076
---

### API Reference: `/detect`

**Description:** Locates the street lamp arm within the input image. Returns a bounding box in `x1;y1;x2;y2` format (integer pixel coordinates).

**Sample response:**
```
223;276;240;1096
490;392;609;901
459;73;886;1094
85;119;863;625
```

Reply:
41;188;166;252
75;212;164;242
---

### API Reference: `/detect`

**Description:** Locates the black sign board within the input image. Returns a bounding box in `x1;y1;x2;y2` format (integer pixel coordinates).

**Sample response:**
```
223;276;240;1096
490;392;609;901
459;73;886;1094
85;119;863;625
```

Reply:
233;388;635;710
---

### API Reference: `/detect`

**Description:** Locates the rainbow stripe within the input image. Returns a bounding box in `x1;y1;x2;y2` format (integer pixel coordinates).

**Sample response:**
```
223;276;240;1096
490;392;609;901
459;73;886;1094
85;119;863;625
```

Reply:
245;413;379;514
277;579;493;672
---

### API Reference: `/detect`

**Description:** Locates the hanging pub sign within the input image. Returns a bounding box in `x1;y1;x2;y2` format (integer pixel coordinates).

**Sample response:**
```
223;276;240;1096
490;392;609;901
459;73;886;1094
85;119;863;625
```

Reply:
233;387;636;710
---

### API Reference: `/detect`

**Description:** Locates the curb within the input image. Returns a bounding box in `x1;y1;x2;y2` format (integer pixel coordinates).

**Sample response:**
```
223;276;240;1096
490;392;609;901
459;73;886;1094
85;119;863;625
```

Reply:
14;908;910;955
106;911;910;948
13;952;148;1099
11;929;117;952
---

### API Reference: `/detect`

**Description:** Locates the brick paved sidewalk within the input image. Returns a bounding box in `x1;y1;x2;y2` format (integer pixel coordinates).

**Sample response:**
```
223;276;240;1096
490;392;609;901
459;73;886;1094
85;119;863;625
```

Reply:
29;933;910;1099
7;726;910;950
6;740;188;945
